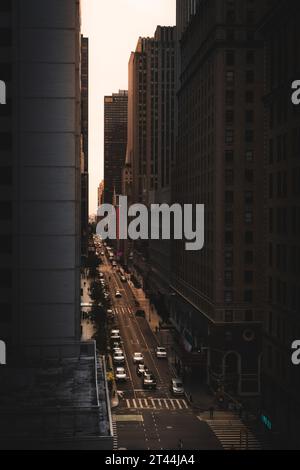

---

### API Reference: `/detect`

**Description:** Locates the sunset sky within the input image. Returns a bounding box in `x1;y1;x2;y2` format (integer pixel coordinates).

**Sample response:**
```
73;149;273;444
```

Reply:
81;0;176;214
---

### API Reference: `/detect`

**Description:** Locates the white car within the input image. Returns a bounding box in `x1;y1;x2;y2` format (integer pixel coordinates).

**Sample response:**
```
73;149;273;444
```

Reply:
120;276;127;283
113;350;125;364
133;352;144;364
115;367;127;382
110;330;121;341
156;347;167;359
115;291;122;298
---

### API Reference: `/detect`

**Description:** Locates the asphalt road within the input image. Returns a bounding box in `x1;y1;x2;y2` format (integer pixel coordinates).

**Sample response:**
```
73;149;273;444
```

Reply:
99;244;221;451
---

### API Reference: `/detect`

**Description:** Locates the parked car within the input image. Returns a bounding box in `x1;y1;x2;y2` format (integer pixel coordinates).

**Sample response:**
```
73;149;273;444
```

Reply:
120;275;127;283
136;364;148;377
143;372;157;390
113;350;125;365
135;309;146;318
115;291;122;298
133;352;144;364
156;347;167;359
170;378;185;396
99;272;104;279
115;367;127;382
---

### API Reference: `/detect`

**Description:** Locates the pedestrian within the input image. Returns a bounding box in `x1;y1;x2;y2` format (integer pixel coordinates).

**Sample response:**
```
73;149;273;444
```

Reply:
178;439;183;450
209;406;214;420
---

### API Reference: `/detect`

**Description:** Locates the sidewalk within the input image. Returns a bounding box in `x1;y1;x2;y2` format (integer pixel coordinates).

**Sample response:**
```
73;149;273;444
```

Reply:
128;279;216;410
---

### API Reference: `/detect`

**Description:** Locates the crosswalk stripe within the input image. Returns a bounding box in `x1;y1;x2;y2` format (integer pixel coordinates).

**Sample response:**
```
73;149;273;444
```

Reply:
125;398;189;411
205;419;262;450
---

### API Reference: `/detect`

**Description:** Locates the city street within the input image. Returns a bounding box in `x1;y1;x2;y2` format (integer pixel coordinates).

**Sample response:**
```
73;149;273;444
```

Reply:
100;247;221;451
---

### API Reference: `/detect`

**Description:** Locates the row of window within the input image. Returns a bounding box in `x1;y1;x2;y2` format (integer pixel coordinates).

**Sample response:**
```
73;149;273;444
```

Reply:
224;289;254;304
225;128;254;144
225;250;254;267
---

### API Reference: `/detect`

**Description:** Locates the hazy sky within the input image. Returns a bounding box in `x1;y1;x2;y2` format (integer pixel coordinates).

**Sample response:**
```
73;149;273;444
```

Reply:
81;0;176;215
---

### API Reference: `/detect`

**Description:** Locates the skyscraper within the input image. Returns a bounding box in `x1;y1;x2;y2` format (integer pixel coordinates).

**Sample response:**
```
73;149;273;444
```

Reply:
171;0;272;395
81;35;89;259
0;0;112;449
125;27;176;293
176;0;199;40
260;0;300;448
104;90;128;205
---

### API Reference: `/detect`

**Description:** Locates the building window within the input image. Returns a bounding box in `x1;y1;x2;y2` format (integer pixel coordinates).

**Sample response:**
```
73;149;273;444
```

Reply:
245;231;253;244
226;90;234;106
246;51;255;64
225;150;234;162
225;291;233;303
246;70;254;83
225;310;234;322
226;110;234;123
226;29;235;41
245;169;254;183
225;251;233;267
225;271;233;287
245;310;253;322
225;169;234;185
225;191;234;204
226;51;235;66
244;290;253;302
225;211;233;225
225;231;234;244
245;91;254;103
226;71;235;85
245;191;253;204
245;271;253;283
245;130;254;144
245;211;253;224
245;251;253;264
246;150;253;162
245;110;254;123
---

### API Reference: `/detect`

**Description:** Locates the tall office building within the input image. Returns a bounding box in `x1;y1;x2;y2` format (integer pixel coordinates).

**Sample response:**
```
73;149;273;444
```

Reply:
260;0;300;448
104;90;128;205
171;0;272;395
125;27;176;294
0;0;112;449
98;180;104;209
176;0;199;40
81;35;89;259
